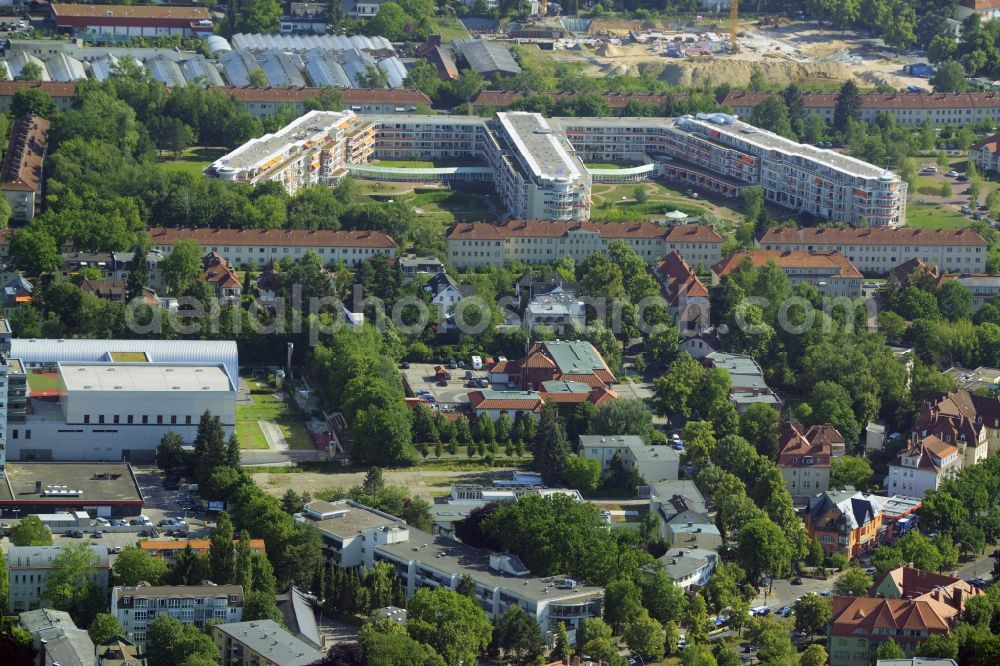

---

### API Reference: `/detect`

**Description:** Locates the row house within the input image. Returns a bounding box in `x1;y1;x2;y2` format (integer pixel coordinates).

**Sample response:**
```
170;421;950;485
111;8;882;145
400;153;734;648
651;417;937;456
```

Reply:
712;249;864;298
447;220;722;270
759;227;988;276
0;114;48;222
148;227;396;269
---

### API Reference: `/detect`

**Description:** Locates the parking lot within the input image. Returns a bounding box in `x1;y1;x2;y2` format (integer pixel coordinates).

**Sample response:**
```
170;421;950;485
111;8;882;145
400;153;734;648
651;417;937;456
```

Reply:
400;362;492;406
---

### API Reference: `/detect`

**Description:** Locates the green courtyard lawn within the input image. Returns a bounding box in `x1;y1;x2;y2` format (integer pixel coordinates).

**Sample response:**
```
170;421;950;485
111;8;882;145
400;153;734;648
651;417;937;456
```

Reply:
590;181;743;224
906;202;974;229
26;372;61;392
237;382;314;450
361;187;499;225
585;163;625;170
157;147;227;177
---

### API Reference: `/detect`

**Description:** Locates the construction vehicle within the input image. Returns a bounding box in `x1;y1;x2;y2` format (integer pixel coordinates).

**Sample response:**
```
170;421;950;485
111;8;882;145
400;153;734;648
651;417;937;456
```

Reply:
729;0;739;53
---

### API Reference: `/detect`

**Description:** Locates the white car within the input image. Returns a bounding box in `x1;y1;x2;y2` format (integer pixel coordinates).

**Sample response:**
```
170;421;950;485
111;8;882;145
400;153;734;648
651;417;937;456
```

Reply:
677;634;687;648
947;170;959;177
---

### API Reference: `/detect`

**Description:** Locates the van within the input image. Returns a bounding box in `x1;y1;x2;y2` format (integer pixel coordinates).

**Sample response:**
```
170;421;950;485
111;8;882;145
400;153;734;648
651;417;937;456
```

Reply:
471;355;482;370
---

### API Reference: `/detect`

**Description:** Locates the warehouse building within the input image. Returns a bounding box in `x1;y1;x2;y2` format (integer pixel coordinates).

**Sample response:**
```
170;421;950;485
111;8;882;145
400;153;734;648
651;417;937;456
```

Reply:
51;4;214;38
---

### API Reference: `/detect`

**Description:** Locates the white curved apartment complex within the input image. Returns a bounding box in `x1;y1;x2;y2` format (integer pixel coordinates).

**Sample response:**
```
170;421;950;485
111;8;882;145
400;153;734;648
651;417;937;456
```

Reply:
208;110;905;226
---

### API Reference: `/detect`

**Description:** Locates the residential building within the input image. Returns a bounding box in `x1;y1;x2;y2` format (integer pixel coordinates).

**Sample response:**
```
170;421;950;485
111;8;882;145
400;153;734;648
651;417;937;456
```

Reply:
139;538;266;571
96;636;146;666
654;546;718;591
887;436;963;498
936;274;1000;311
537;381;617;410
19;608;94;666
213;620;325;666
871;566;981;611
78;278;128;303
149;227;395;269
399;255;445;279
468;390;544;421
524;289;586;335
7;545;110;613
712;250;863;298
222;87;432;117
805;489;888;560
432;484;583;535
371;525;603;640
915;389;997;459
944;365;1000;392
112;583;245;648
3;275;34;311
648;480;722;551
758;227;988;275
1;114;49;222
828;596;959;666
680;327;721;359
777;422;833;502
703;352;782;415
956;0;1000;22
876;660;958;666
423;272;475;329
578;435;679;484
294;499;404;567
487;340;616;390
275;586;323;651
656;250;710;332
201;252;242;305
50;4;214;37
447;221;722;270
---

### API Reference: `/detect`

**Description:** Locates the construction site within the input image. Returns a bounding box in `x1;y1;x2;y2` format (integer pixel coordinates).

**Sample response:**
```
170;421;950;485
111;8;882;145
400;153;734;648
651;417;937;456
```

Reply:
506;11;934;91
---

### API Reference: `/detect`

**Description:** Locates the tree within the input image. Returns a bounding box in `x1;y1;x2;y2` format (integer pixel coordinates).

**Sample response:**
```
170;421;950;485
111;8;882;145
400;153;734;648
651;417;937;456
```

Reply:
593;398;653;439
209;511;236;584
834;567;874;597
800;644;829;666
11;514;52;546
533;404;571;485
576;616;613;650
88;613;125;644
162;239;203;294
113;545;167;586
406;588;493;666
359;624;445;666
493;604;543;663
10;227;61;276
809;381;861;446
937;280;973;322
749;66;766;92
411;404;439;443
834;80;862;132
739;403;780;459
736;519;792;585
12;88;54;117
794;593;832;638
651;353;704;419
682;420;717;469
874;638;906;661
604;577;643;633
43;543;106;625
831;455;874;490
751;96;794;138
624;611;666;661
552;622;570;660
640;567;687;624
146;615;218;666
562;455;601;493
685;593;710;645
0;549;5;614
931;60;969;93
16;61;43;81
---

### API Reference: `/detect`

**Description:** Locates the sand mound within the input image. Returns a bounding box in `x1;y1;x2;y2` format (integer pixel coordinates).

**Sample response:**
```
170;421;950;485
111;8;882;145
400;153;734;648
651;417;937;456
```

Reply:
606;64;632;77
597;43;623;57
659;58;856;87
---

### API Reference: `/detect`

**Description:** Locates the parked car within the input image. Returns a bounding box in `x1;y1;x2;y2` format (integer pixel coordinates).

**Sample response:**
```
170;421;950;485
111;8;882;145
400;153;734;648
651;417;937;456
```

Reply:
820;591;831;597
448;360;458;369
947;170;959;177
962;206;972;214
973;212;984;220
108;546;123;554
68;530;84;538
92;530;103;538
791;577;803;585
864;281;879;289
478;378;490;388
677;634;687;649
465;370;474;380
138;530;151;537
400;361;410;369
110;519;124;527
922;166;938;173
779;606;792;617
957;175;969;182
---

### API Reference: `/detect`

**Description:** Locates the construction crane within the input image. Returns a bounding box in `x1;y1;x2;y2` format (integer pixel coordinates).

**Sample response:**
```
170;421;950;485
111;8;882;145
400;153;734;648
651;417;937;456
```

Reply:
729;0;739;53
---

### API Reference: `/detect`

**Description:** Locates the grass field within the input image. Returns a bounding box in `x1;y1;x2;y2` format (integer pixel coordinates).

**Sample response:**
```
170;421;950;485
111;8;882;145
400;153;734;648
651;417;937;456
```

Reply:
585;163;625;170
362;188;498;224
237;380;313;450
906;202;973;229
426;16;470;41
157;147;227;177
26;372;61;392
590;181;743;224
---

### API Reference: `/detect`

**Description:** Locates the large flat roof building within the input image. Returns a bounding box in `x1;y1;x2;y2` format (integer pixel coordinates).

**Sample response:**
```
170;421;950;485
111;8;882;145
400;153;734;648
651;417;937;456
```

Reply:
0;462;144;517
51;4;213;37
213;620;325;666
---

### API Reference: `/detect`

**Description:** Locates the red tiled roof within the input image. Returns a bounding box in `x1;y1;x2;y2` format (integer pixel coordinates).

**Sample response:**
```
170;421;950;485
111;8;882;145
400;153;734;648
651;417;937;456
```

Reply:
713;250;863;279
448;221;719;242
470;90;687;110
830;596;957;635
224;87;432;106
760;226;987;248
148;227;396;249
0;114;48;194
0;81;77;98
777;422;832;467
664;225;723;243
52;4;210;19
467;390;544;411
725;90;1000;111
893;435;959;472
656;250;708;304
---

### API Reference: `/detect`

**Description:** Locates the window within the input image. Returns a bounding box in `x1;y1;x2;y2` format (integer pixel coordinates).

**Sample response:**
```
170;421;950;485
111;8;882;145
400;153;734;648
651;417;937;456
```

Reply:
99;415;105;424
128;415;133;424
83;416;89;425
157;415;163;425
142;415;149;425
186;415;192;425
171;415;177;425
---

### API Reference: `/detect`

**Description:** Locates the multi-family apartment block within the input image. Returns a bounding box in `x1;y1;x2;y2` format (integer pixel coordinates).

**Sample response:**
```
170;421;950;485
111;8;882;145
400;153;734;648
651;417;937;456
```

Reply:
759;227;988;275
887;435;963;499
446;220;723;269
214;619;325;666
0;114;48;223
140;538;266;571
7;545;110;613
937;273;1000;311
148;227;396;268
712;249;864;298
210;110;903;226
295;499;604;639
112;583;244;648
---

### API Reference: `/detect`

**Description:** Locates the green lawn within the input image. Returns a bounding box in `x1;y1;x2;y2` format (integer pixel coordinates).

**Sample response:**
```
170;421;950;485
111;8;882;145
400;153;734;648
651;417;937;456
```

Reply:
375;160;437;168
906;202;973;229
157;147;227;177
26;372;61;392
237;385;313;450
586;163;625;170
426;16;470;41
364;188;499;225
590;181;740;223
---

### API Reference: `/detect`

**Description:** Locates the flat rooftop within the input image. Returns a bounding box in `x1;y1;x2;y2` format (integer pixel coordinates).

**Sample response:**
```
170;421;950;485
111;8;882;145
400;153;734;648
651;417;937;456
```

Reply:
541;340;609;374
213;620;324;666
0;462;143;503
298;500;402;539
496;112;583;184
677;114;893;180
375;527;603;604
57;363;234;392
212;110;353;174
945;366;1000;390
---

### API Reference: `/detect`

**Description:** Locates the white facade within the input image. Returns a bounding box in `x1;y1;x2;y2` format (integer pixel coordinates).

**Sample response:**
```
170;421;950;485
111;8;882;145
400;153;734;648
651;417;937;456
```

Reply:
887;441;962;499
8;545;110;614
112;584;243;648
